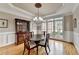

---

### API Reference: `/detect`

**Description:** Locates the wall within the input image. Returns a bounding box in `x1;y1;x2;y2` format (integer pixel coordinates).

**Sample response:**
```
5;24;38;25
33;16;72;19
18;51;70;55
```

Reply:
73;5;79;53
0;12;29;47
63;15;74;42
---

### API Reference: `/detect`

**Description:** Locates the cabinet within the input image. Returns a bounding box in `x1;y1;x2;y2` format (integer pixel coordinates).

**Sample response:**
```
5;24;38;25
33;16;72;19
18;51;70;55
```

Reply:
15;19;30;45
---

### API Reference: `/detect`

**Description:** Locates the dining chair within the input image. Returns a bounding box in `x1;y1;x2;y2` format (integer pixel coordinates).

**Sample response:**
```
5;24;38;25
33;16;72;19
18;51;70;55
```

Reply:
38;34;50;55
43;31;46;36
28;32;31;38
23;32;37;55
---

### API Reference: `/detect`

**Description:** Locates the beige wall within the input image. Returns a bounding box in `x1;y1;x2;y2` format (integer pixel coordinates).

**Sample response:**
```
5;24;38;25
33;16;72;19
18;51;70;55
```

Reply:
0;12;29;47
63;15;73;42
64;15;73;31
73;5;79;53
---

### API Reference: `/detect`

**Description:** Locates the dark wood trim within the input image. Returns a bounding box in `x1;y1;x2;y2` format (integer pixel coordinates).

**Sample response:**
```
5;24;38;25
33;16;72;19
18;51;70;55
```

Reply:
49;38;73;44
71;42;79;54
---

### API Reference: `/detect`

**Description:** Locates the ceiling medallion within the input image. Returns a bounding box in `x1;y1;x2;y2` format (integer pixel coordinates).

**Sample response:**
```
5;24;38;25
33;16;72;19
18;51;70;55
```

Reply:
35;3;42;8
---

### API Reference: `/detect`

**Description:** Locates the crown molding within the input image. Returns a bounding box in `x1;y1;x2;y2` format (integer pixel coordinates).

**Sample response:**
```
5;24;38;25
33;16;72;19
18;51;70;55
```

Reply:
7;3;79;20
42;3;64;19
72;4;79;13
8;3;35;18
43;4;78;19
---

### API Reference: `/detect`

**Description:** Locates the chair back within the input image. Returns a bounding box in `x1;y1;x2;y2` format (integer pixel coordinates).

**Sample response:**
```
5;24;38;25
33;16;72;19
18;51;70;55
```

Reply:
23;32;30;49
45;34;50;45
42;31;46;36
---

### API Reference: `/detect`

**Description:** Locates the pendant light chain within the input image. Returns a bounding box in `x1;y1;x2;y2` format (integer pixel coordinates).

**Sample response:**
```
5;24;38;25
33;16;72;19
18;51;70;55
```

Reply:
38;8;39;21
33;3;43;23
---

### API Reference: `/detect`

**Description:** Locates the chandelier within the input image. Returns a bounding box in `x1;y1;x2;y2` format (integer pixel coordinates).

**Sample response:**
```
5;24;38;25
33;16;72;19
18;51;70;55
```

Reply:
33;3;43;24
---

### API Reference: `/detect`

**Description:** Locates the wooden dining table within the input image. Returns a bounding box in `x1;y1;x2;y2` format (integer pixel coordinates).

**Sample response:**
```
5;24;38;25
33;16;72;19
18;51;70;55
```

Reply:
30;34;45;54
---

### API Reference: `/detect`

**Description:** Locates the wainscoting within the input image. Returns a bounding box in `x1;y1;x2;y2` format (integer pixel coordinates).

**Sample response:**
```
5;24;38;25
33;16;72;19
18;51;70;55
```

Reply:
0;32;15;47
73;32;79;53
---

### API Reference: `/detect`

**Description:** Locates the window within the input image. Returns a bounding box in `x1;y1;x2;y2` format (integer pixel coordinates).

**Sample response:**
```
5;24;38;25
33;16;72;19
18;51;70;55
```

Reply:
48;22;53;33
31;16;63;39
41;17;63;33
41;22;46;31
30;22;37;34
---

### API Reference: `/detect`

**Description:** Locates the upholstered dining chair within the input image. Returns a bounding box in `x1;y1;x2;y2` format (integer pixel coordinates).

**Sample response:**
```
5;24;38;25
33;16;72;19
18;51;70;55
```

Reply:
38;34;50;55
23;32;37;55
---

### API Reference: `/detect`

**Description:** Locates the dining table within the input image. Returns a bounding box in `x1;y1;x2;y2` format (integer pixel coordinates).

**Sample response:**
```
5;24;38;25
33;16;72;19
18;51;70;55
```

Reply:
30;34;45;54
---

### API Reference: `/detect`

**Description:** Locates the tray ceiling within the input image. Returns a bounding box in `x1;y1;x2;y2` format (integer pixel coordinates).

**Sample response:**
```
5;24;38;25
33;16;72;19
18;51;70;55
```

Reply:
13;3;62;17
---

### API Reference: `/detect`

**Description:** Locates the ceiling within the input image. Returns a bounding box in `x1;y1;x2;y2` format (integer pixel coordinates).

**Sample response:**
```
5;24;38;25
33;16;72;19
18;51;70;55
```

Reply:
13;3;62;17
0;3;78;20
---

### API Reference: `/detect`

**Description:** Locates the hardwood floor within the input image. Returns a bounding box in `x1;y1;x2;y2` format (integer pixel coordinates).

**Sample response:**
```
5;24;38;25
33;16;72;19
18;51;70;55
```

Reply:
0;40;78;55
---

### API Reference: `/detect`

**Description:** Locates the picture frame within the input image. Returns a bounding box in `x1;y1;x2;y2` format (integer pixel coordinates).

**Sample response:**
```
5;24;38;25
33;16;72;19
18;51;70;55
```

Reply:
74;18;77;28
0;19;8;28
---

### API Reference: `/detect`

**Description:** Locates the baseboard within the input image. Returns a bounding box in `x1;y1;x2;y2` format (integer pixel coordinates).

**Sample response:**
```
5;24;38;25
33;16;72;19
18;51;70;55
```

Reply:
0;42;15;48
49;38;79;54
49;38;73;44
73;42;79;54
